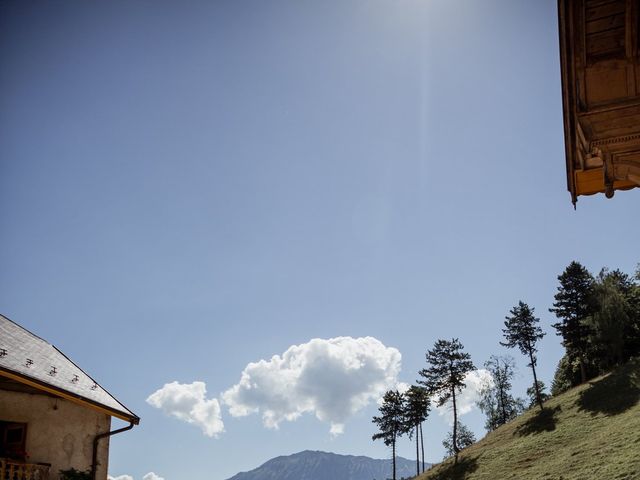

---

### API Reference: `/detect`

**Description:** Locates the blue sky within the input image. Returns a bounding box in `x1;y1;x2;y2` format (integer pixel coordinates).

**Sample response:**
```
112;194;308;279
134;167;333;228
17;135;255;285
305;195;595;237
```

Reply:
1;1;638;479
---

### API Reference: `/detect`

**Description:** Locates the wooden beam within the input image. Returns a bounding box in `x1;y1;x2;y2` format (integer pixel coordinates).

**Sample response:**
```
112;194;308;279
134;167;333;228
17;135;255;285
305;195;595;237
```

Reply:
574;167;637;196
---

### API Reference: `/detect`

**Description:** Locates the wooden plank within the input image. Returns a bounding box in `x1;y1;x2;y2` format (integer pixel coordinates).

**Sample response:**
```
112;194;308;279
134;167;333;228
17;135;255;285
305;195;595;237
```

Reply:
586;0;621;7
586;13;625;34
589;121;640;138
575;168;606;195
585;65;628;103
586;27;626;56
582;100;640;119
574;167;636;195
588;105;640;126
588;113;640;137
586;1;626;22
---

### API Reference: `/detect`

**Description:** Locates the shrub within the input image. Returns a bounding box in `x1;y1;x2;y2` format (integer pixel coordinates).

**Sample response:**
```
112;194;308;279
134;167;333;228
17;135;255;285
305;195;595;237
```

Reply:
59;468;92;480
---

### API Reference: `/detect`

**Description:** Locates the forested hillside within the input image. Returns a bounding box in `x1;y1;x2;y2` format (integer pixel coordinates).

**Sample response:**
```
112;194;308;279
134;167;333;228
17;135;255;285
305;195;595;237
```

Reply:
419;359;640;480
371;262;640;480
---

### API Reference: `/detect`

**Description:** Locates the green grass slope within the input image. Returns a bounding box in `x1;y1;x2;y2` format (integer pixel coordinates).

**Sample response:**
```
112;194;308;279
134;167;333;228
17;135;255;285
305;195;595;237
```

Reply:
419;360;640;480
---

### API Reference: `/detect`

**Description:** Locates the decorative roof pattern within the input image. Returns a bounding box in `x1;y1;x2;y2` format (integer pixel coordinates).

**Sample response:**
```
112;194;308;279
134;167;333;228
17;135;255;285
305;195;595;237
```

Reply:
0;313;139;423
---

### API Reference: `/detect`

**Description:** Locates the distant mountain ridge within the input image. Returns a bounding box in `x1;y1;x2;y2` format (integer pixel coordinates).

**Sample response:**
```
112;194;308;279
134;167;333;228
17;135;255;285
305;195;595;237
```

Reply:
226;450;428;480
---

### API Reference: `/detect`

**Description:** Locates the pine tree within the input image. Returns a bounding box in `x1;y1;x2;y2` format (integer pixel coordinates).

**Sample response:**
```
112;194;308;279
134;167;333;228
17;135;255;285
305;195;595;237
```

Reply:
403;385;430;476
549;261;595;383
418;338;475;460
550;354;580;395
372;390;406;480
501;301;546;411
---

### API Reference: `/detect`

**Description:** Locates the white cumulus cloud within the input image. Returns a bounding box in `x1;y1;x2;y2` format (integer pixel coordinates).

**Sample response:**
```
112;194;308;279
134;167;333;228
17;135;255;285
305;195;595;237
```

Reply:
108;474;164;480
147;381;224;437
435;369;493;423
143;474;165;480
377;381;410;406
222;336;402;435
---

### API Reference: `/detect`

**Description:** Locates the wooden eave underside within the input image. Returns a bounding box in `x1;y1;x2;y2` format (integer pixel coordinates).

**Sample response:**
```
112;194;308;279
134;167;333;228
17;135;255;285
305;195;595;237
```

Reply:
558;0;640;204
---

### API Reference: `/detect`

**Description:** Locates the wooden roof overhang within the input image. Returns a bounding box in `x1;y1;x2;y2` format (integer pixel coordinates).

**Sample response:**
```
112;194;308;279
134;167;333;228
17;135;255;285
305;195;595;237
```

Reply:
558;0;640;205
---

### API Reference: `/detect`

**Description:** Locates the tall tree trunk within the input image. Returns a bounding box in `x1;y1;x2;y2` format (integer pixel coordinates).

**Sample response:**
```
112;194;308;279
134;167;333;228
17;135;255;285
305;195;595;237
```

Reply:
415;424;419;476
529;350;544;411
579;357;587;384
420;422;425;473
392;437;396;480
452;386;459;460
498;381;508;425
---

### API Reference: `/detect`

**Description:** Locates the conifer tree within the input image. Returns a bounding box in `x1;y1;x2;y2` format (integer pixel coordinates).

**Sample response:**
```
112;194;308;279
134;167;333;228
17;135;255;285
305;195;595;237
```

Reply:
501;301;546;411
549;261;595;383
550;354;578;395
418;338;475;460
403;385;430;475
372;390;405;480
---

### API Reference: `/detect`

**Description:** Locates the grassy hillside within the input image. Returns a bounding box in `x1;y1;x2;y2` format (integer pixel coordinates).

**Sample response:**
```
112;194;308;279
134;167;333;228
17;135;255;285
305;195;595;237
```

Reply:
419;360;640;480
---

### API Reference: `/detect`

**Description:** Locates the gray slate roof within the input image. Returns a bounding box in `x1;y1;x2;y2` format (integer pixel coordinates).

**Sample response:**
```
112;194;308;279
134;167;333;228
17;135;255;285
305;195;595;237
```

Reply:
0;313;138;423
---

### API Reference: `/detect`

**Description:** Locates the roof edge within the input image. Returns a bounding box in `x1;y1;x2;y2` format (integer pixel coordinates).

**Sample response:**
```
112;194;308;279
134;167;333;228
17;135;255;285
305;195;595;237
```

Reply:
557;0;578;206
0;367;140;425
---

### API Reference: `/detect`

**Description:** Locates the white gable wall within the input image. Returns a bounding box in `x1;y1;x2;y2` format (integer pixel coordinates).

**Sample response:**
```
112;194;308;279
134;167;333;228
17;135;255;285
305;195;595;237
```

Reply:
0;389;111;480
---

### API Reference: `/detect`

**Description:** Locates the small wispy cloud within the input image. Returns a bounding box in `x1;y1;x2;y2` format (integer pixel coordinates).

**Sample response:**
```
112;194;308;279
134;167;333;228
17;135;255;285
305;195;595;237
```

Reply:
147;381;224;437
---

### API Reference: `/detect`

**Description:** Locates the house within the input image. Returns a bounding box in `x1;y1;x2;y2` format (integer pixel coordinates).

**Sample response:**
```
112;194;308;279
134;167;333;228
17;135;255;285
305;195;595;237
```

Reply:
558;0;640;205
0;314;139;480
